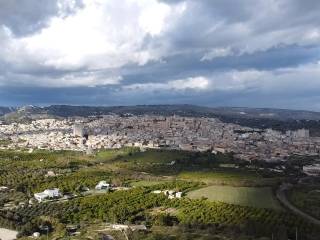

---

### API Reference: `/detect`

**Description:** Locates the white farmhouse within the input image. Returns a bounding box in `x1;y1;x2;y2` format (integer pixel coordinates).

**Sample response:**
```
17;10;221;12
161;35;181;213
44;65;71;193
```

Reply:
34;188;61;202
95;181;110;190
44;188;61;198
175;192;183;198
0;186;8;192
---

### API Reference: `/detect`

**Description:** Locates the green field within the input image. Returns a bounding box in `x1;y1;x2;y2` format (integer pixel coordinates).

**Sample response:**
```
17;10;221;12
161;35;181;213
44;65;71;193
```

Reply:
288;185;320;220
178;171;280;187
187;185;282;209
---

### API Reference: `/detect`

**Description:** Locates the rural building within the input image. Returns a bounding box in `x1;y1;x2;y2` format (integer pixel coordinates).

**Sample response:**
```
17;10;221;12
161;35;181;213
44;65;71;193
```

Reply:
34;188;61;202
95;181;110;190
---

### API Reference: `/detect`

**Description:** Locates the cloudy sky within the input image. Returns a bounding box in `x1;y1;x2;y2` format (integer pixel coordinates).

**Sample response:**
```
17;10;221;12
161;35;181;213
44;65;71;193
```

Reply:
0;0;320;109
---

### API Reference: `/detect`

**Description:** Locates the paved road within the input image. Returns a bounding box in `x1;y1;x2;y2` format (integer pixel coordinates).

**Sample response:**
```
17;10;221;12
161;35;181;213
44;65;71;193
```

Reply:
276;184;320;226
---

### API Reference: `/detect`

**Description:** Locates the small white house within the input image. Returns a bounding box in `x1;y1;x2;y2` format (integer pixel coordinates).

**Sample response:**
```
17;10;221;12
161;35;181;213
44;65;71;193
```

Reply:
152;190;162;194
175;192;183;198
151;189;183;199
44;188;60;198
0;186;8;192
33;232;41;238
95;181;110;190
34;192;48;202
34;188;61;202
168;190;175;196
112;224;129;230
168;195;175;199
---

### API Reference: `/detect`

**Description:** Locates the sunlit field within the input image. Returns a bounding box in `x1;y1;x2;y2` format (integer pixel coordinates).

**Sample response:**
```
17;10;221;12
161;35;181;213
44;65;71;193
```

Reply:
187;185;282;210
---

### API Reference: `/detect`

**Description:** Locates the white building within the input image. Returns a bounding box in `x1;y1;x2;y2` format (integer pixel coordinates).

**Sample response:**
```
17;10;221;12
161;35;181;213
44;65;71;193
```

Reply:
0;186;8;192
73;123;84;137
95;181;110;190
175;192;183;198
34;188;61;202
303;164;320;176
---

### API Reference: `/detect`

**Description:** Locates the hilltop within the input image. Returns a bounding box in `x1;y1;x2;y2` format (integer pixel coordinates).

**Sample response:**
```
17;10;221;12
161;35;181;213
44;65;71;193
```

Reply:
2;104;320;135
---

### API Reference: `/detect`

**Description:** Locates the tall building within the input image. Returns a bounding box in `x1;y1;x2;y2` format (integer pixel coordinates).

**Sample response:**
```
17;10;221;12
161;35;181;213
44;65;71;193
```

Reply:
73;123;84;137
293;129;310;139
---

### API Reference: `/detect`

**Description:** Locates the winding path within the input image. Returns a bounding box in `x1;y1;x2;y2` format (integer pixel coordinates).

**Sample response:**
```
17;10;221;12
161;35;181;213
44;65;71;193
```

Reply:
276;184;320;226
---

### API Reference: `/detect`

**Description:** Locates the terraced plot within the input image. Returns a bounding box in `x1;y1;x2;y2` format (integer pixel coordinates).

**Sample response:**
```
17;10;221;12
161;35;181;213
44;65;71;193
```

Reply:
187;185;282;210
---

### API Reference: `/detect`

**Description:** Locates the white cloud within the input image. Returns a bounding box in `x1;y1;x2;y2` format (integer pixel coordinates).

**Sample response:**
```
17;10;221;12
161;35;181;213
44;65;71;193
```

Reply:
123;63;320;95
138;2;171;36
208;63;320;93
201;47;233;61
0;0;189;88
124;76;210;91
0;0;186;73
170;76;209;90
0;70;122;88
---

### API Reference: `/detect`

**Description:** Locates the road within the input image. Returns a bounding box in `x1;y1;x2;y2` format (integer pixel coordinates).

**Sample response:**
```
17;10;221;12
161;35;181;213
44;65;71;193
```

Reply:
0;228;18;240
276;184;320;226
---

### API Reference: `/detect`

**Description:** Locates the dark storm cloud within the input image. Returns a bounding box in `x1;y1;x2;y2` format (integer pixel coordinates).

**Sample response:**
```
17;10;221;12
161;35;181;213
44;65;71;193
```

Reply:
0;0;83;36
152;0;320;65
3;83;320;111
120;45;320;85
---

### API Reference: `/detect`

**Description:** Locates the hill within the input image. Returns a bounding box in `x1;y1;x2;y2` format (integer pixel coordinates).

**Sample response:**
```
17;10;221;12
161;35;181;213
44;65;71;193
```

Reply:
2;104;320;135
0;107;16;117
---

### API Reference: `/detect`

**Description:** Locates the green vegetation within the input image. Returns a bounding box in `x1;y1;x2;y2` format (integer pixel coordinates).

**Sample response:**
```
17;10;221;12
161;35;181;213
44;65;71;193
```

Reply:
0;139;12;146
129;225;287;240
130;180;169;187
2;185;317;239
288;185;320;220
96;147;140;161
0;148;319;239
178;170;281;187
187;186;281;209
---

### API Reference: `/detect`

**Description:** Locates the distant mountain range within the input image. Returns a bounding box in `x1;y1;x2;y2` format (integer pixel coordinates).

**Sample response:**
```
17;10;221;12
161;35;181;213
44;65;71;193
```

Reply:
0;107;16;116
2;105;320;135
1;104;320;120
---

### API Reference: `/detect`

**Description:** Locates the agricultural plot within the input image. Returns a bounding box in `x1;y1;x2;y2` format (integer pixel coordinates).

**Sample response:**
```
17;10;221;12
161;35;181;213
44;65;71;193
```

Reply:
288;185;320;220
178;171;280;187
187;185;282;210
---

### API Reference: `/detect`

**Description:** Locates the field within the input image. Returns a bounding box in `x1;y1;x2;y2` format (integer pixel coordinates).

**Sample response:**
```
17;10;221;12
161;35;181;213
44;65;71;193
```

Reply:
288;185;320;219
178;170;281;187
1;148;318;240
187;185;282;209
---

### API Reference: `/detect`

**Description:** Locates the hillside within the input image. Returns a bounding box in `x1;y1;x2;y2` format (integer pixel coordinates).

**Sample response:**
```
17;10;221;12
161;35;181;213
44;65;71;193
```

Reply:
0;107;16;117
2;105;320;135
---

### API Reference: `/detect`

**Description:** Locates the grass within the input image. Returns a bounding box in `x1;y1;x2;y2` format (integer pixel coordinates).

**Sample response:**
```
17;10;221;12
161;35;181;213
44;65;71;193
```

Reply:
129;180;168;187
288;186;320;220
178;170;280;187
96;147;138;161
0;139;13;146
187;185;282;210
118;149;188;164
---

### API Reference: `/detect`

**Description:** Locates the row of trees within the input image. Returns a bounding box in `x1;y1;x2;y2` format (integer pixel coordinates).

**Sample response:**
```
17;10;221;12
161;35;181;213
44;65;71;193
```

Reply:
1;183;319;239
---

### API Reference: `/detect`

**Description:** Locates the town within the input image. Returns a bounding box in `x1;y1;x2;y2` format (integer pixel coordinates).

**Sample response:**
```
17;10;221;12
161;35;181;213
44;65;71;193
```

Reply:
0;114;318;163
1;114;320;239
2;0;320;239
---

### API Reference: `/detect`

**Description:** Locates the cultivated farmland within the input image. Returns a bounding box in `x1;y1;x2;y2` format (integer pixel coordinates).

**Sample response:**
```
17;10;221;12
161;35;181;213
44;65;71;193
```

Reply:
187;185;282;209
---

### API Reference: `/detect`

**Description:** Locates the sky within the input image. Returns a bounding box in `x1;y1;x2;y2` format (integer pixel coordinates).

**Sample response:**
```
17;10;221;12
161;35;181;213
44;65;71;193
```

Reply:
0;0;320;110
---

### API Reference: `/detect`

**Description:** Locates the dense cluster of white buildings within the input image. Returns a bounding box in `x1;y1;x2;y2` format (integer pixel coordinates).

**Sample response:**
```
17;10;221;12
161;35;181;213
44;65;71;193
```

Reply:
0;115;319;161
